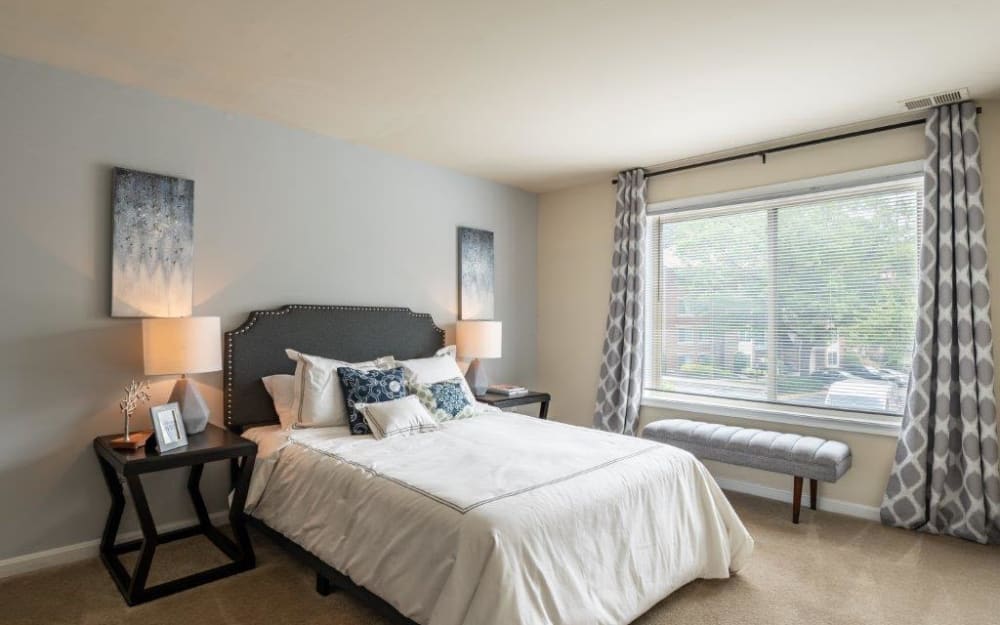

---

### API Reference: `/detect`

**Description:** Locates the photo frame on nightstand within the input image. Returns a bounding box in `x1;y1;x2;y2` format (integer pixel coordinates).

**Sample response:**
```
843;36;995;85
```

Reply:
150;402;189;452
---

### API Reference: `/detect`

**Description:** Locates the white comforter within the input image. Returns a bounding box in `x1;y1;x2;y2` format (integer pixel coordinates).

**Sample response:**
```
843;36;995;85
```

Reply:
245;412;753;625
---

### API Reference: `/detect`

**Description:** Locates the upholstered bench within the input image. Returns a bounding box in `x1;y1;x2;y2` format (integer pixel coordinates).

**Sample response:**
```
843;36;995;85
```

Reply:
641;419;852;523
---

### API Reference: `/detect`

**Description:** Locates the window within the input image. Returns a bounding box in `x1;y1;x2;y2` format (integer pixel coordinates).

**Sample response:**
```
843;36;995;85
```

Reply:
645;166;923;420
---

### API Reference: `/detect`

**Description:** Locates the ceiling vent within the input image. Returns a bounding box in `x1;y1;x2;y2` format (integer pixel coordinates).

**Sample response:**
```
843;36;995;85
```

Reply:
900;88;970;111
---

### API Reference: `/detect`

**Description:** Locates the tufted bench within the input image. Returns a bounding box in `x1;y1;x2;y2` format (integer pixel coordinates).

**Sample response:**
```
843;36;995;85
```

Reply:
642;419;852;523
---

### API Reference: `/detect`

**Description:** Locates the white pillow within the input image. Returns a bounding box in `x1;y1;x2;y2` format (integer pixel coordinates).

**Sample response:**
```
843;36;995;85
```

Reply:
394;345;477;404
286;349;393;427
357;395;440;440
261;374;296;430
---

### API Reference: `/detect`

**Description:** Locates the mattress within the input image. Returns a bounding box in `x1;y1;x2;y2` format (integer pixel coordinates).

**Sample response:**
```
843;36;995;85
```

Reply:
243;411;753;625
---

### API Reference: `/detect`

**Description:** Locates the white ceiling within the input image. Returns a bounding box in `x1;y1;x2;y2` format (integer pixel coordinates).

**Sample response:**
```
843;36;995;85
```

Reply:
1;0;999;193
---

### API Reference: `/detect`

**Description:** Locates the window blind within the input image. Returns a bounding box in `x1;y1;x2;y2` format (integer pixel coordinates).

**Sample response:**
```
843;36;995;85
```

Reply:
645;176;924;416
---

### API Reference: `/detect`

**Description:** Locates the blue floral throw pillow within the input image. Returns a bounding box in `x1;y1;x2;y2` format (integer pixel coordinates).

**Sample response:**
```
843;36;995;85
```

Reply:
337;366;408;435
412;377;476;421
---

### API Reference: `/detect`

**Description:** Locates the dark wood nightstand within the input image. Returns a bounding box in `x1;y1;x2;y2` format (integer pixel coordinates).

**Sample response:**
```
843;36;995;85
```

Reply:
476;391;551;419
93;423;257;606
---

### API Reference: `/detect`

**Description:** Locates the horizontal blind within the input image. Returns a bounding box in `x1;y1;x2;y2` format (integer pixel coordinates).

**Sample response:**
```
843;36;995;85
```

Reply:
646;177;923;416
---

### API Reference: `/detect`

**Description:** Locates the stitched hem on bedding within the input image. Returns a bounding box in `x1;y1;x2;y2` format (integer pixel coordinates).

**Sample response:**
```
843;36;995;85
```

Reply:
289;438;659;513
382;423;441;439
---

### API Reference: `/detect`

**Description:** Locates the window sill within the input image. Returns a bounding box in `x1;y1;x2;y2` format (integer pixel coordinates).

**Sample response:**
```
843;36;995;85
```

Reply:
641;391;902;438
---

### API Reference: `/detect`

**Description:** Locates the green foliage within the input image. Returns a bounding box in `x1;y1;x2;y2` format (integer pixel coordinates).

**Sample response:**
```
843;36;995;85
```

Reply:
659;188;920;372
679;362;727;378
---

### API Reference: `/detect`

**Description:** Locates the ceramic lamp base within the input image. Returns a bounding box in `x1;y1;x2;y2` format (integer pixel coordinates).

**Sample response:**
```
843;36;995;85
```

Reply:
465;358;491;395
167;376;210;434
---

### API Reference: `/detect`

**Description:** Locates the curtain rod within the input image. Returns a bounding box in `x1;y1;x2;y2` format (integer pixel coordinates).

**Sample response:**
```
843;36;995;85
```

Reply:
612;106;983;184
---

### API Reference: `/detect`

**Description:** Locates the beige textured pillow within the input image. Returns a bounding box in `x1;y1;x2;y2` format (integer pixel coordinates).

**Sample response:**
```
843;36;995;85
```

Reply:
286;349;393;427
357;395;440;440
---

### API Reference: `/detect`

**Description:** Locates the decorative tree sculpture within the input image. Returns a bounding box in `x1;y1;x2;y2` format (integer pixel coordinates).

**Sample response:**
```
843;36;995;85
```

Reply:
119;379;152;441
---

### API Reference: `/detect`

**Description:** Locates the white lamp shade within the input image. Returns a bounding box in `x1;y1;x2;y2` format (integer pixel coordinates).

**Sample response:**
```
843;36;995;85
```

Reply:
456;320;502;359
142;317;222;375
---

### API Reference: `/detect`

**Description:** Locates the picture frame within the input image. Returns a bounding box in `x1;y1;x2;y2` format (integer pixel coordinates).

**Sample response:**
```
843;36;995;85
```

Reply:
150;402;189;452
111;168;195;318
457;226;495;320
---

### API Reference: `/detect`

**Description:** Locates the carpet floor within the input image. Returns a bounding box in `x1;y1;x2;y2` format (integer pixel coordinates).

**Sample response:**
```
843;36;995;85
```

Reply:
3;492;999;625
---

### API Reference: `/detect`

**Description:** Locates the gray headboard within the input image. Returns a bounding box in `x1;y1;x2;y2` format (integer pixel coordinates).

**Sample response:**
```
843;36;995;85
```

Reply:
224;305;445;432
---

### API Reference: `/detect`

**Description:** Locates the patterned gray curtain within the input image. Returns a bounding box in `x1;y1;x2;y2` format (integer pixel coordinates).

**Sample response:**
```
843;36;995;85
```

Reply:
881;102;1000;544
594;169;647;435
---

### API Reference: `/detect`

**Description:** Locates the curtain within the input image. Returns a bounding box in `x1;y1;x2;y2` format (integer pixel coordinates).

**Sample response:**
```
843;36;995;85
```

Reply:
881;102;1000;544
594;169;647;435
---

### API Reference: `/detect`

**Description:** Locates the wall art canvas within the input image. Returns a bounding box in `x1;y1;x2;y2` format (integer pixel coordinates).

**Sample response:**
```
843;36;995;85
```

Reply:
111;168;194;317
458;226;495;320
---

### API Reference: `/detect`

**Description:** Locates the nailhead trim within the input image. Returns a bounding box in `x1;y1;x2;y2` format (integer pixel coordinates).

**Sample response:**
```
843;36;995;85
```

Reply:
223;305;446;427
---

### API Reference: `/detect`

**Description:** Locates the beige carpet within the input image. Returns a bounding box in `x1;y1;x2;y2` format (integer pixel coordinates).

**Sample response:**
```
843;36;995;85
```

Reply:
3;492;999;625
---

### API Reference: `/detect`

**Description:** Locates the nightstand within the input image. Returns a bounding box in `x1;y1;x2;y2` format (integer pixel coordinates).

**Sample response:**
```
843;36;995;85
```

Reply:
476;391;551;419
93;423;257;605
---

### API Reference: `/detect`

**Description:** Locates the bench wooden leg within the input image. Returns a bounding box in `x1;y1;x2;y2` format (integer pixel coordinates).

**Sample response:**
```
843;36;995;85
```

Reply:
792;476;803;524
810;478;818;510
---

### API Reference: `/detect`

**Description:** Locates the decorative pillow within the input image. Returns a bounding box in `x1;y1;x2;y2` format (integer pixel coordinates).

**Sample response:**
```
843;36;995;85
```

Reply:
412;377;477;421
286;349;393;428
261;374;296;430
393;346;477;405
356;395;440;440
337;366;409;435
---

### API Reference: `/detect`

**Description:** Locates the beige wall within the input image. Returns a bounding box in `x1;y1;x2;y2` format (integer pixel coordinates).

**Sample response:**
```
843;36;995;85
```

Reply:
538;100;1000;511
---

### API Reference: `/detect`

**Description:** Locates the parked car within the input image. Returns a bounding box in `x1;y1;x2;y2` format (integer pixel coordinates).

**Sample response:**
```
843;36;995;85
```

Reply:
878;368;909;386
840;363;886;381
808;369;859;383
824;379;902;413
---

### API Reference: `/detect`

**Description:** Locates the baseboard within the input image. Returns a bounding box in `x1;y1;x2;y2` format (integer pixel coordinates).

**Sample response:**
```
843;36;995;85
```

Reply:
715;476;882;522
0;510;229;580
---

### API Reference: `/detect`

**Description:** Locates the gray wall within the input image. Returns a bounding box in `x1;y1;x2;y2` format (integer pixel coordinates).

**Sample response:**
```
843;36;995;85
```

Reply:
0;56;537;561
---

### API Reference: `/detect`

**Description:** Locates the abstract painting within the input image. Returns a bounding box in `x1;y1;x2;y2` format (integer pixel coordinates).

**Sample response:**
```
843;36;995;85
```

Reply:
458;227;494;320
111;168;194;317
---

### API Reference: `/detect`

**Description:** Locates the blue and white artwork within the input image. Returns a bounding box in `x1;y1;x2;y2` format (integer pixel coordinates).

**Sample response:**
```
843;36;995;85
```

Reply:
111;168;194;317
458;227;494;320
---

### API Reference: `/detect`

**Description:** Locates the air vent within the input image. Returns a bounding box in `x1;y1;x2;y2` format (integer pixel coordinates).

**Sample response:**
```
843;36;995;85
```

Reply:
901;88;970;111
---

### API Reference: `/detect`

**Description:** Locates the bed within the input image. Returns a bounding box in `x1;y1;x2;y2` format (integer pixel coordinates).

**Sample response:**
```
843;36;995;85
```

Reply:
224;305;753;625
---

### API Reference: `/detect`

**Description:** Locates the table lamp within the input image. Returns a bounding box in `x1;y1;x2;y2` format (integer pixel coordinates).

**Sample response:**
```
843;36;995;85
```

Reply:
456;320;502;395
142;316;222;434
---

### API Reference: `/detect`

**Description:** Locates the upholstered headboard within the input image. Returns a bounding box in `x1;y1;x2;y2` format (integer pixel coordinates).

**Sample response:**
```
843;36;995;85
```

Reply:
223;305;445;432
